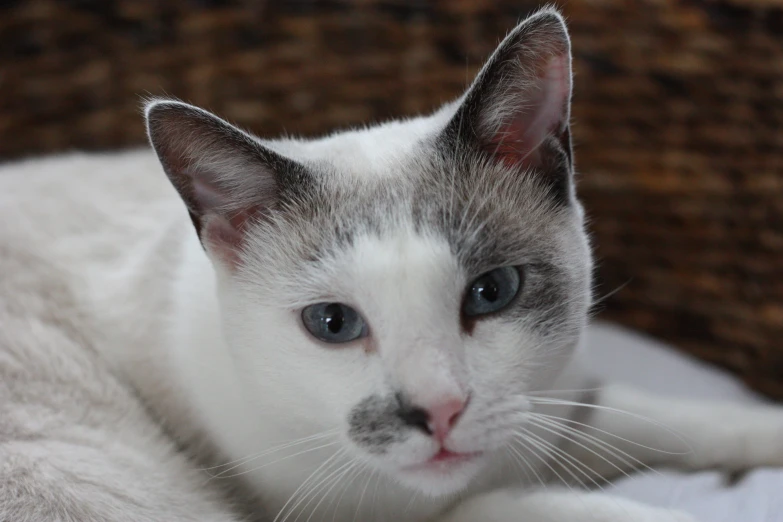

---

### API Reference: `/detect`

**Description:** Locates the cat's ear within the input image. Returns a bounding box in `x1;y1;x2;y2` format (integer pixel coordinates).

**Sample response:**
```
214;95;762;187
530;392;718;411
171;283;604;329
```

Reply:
145;100;304;269
443;9;573;199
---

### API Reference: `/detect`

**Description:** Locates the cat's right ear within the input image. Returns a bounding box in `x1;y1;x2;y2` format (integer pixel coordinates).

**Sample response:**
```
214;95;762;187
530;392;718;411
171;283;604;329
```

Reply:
145;100;305;269
441;9;574;203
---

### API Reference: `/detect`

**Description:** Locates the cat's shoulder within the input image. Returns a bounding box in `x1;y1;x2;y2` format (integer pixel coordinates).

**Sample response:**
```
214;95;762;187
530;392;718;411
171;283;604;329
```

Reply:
0;149;175;204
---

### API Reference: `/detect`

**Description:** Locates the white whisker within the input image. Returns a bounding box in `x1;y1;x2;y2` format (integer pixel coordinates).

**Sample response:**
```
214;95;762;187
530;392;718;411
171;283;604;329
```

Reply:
527;387;604;397
516;427;605;491
404;486;421;515
531;412;690;455
512;434;572;491
370;468;384;520
351;462;373;522
288;459;354;522
503;445;532;486
527;397;693;452
220;440;341;480
273;447;346;522
303;461;359;522
515;429;592;490
204;429;339;478
528;414;662;478
328;461;364;522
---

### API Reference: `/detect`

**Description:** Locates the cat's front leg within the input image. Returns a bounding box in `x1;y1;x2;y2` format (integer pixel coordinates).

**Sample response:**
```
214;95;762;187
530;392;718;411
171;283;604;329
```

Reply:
438;490;695;522
542;383;783;478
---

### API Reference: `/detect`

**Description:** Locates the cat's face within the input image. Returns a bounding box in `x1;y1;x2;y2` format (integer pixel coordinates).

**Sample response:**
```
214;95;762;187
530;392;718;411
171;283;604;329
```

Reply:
147;10;591;497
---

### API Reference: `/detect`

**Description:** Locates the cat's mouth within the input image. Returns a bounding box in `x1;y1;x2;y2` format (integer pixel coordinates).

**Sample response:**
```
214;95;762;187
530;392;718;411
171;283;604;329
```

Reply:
402;448;483;473
388;445;488;497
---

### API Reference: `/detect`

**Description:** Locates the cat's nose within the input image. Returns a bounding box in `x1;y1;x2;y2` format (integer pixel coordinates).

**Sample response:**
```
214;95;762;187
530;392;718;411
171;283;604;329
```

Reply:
398;395;468;443
427;397;468;443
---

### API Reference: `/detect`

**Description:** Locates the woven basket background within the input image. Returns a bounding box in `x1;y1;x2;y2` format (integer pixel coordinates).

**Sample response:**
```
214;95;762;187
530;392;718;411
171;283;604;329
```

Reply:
1;0;782;398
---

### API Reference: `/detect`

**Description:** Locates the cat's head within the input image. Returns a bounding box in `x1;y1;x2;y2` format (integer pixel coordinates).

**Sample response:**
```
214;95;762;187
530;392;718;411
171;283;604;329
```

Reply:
146;9;591;497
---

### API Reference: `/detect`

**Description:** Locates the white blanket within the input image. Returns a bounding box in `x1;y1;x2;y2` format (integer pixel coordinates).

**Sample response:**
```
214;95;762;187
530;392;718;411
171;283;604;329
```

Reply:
584;324;783;522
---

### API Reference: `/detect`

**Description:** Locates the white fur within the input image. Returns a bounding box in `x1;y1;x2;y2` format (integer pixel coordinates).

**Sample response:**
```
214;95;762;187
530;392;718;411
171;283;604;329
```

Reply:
3;126;782;522
3;118;783;522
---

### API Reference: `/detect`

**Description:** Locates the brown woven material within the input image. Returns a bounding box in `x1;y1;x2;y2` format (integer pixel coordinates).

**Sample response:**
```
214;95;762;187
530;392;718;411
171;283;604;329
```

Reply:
1;0;782;398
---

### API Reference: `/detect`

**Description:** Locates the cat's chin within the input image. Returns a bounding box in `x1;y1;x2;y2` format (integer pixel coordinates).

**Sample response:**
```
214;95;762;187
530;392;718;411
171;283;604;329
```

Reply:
392;451;486;497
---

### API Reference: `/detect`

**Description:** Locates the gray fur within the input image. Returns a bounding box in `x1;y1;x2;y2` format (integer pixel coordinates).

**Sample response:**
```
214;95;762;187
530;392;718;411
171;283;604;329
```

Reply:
347;395;408;454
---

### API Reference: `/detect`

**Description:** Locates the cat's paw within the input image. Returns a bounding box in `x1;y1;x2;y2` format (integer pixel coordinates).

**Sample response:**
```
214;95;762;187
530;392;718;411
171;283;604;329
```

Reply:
684;406;783;471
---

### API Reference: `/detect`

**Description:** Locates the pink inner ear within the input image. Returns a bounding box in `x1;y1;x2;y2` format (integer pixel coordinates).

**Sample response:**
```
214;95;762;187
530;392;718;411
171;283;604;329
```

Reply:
488;54;570;168
204;216;244;269
202;204;266;270
192;175;263;270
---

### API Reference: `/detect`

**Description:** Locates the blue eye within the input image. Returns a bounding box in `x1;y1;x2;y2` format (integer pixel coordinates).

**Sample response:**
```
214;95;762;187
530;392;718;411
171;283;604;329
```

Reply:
463;266;522;317
301;303;368;343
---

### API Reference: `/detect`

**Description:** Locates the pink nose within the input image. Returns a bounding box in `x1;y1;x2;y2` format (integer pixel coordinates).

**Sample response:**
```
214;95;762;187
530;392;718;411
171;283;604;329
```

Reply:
426;397;468;443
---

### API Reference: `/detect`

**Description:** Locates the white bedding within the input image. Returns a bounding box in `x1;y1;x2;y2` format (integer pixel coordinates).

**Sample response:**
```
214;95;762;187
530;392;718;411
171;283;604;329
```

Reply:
584;324;783;522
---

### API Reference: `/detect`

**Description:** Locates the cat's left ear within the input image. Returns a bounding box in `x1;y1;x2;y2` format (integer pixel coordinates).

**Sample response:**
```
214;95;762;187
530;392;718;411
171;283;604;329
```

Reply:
145;100;307;270
443;9;574;200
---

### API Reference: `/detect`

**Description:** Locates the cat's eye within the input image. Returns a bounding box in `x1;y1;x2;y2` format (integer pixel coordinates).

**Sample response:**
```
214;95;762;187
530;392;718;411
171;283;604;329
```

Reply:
463;266;522;317
301;303;368;343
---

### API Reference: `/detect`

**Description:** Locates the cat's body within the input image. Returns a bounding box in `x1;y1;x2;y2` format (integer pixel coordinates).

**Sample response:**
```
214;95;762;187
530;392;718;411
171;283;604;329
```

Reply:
0;151;244;521
2;10;782;522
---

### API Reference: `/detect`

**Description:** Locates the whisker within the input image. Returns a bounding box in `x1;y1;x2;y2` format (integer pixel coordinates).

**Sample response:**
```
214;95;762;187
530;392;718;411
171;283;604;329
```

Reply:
328;462;364;522
503;445;532;485
273;448;346;522
527;414;662;478
506;443;547;490
512;433;573;492
527;397;693;452
351;462;373;522
465;398;531;428
219;440;341;480
204;429;339;477
516;427;609;491
531;412;690;455
303;461;359;522
514;429;596;490
591;279;631;309
404;487;421;515
527;387;604;397
370;468;383;520
527;415;637;478
288;459;355;522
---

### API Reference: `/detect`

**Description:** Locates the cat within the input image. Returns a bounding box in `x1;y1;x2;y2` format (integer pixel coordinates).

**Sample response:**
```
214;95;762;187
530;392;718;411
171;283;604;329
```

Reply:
1;8;782;522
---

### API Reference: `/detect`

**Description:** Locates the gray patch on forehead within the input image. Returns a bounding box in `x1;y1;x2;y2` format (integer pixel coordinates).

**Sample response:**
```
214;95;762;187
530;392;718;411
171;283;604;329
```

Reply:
240;142;588;322
347;394;407;455
402;147;591;337
239;171;407;277
410;147;576;272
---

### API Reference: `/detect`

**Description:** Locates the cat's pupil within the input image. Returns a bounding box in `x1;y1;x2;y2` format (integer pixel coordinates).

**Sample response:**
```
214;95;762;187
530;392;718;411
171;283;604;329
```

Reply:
477;277;499;302
323;304;345;334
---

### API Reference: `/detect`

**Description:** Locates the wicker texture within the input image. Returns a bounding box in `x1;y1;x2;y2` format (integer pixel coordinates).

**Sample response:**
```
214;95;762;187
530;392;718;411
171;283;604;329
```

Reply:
1;0;782;397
